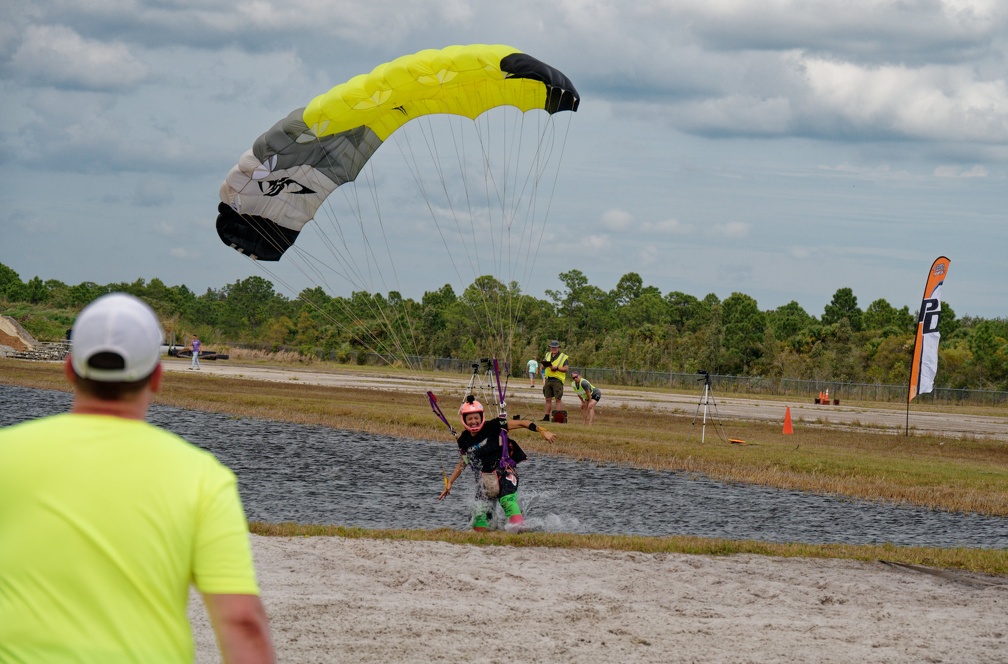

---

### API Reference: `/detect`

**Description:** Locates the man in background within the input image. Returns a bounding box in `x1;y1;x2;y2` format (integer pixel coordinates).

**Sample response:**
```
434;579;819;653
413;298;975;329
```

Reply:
0;293;274;663
527;357;539;388
190;333;202;370
542;339;569;421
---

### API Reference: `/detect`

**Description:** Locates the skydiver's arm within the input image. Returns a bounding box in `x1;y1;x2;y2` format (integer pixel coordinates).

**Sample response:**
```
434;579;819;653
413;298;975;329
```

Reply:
439;454;467;500
507;420;557;444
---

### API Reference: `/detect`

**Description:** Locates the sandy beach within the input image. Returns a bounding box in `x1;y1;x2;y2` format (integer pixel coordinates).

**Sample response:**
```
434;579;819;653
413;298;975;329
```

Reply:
188;534;1007;663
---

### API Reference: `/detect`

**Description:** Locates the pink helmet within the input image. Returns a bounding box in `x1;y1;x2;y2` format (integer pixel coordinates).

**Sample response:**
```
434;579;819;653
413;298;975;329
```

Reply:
459;398;485;433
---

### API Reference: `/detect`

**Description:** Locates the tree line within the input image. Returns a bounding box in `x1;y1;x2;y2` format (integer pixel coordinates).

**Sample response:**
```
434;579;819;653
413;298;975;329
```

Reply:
2;262;1006;391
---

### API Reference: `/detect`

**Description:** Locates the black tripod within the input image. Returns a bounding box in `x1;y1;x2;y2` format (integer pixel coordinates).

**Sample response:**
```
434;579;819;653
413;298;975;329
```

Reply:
692;370;727;444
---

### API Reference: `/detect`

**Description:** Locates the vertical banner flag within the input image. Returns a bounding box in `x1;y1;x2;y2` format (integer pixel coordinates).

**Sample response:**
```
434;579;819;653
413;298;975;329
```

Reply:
908;256;951;402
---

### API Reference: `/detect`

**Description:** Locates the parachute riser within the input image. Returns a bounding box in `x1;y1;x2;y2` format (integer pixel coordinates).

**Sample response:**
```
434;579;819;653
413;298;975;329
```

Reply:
492;358;514;470
426;390;457;437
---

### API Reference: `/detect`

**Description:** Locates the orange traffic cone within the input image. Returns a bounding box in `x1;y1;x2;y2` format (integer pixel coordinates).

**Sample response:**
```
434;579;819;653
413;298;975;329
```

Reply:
783;406;794;435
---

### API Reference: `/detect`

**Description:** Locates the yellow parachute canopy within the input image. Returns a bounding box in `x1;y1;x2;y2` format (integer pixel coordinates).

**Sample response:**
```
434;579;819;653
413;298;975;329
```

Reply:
218;44;578;260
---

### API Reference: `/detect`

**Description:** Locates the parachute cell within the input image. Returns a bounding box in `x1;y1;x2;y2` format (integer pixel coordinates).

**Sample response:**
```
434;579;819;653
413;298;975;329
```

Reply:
217;44;579;261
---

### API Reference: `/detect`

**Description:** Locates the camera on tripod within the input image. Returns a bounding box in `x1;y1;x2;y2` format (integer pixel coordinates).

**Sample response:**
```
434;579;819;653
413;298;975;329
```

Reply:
692;369;725;443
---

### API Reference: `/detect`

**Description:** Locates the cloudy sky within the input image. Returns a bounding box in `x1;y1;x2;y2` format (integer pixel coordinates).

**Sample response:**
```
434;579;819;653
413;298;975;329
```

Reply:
2;0;1005;319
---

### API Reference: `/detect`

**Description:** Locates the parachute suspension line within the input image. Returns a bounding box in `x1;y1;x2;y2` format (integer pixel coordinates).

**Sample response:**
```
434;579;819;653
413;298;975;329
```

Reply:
390;117;514;371
342;152;425;369
501;108;536;358
491;357;514;469
277;212;424;373
392;121;474;287
471;107;563;360
528;111;575;296
447;113;512;359
392;115;510;361
298;136;425;372
465;109;511;359
233;254;399;363
466;108;523;361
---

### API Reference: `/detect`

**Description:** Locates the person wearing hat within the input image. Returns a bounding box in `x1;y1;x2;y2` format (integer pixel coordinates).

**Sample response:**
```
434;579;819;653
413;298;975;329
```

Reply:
438;395;556;531
0;293;274;663
542;340;569;421
571;370;602;425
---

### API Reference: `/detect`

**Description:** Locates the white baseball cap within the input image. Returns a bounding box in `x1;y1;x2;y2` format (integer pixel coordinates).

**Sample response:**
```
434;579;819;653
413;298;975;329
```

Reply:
70;293;164;382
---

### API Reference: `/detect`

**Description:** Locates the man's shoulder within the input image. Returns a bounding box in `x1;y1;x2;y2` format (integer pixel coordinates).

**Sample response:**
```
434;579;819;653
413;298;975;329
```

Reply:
4;414;219;461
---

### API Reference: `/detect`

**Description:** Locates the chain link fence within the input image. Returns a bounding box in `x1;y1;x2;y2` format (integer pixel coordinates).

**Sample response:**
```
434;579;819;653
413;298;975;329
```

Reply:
340;351;1008;407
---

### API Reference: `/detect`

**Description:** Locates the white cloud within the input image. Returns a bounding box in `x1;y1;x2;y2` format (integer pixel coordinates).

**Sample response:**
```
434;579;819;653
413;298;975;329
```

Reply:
801;57;1008;143
600;208;633;230
153;221;180;238
169;247;200;260
933;164;990;177
638;244;658;266
818;163;914;180
641;218;693;234
579;234;611;252
133;180;174;208
711;222;750;238
12;25;149;91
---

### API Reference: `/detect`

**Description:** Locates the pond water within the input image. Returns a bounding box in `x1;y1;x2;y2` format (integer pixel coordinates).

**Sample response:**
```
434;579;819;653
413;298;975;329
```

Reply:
2;384;1005;549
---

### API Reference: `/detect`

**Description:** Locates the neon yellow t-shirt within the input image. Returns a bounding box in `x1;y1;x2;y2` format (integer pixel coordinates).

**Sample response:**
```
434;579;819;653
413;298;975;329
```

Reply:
0;413;260;663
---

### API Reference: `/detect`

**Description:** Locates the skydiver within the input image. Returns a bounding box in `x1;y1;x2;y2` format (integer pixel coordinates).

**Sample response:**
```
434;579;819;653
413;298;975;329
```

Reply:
438;396;556;531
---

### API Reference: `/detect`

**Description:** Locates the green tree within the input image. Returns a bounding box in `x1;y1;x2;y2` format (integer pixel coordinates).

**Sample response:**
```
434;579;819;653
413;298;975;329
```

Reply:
221;276;283;337
0;263;23;299
547;269;615;339
822;287;862;331
611;272;643;307
720;292;766;374
24;277;49;304
937;302;959;340
293;310;320;348
769;301;813;340
863;298;912;333
665;291;703;332
968;320;1004;386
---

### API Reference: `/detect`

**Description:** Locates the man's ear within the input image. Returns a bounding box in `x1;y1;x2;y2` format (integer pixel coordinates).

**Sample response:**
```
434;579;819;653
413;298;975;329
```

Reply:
148;363;165;393
64;355;77;385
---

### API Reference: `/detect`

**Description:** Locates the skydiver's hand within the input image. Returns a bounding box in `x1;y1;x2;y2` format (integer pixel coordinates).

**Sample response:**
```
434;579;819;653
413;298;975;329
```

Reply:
542;430;557;444
438;481;452;501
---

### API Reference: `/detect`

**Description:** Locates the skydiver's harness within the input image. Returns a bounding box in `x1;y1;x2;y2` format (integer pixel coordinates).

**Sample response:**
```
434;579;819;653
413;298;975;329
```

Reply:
427;358;520;500
460;421;520;500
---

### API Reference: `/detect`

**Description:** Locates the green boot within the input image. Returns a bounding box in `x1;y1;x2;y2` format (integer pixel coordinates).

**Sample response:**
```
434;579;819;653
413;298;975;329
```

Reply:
499;494;524;531
472;509;492;531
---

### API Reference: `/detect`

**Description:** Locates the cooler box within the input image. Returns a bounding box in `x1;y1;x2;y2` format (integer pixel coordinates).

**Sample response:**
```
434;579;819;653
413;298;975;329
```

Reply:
551;409;567;424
